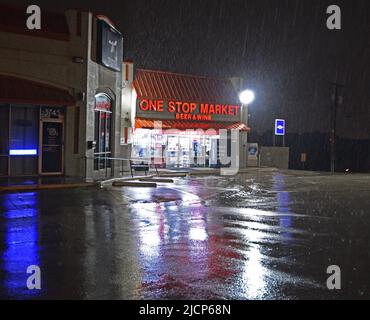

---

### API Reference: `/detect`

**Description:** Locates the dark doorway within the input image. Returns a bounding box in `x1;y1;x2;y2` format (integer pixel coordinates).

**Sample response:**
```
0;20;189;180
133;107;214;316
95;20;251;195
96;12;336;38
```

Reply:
40;120;64;175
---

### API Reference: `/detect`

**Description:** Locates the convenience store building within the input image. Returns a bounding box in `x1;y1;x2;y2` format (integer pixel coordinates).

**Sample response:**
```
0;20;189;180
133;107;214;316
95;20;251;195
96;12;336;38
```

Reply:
125;69;250;169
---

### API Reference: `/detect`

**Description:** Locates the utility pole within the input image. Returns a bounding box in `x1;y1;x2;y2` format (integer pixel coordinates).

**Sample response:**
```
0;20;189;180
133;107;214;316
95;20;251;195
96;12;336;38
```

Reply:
328;81;344;173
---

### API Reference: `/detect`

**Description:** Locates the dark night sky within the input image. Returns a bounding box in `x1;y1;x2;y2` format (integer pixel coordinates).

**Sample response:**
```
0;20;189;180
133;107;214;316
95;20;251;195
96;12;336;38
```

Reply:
4;0;370;138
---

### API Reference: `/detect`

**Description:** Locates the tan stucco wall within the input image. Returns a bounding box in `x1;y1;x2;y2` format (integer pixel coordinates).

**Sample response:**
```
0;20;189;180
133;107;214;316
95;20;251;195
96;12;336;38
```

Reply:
0;10;124;179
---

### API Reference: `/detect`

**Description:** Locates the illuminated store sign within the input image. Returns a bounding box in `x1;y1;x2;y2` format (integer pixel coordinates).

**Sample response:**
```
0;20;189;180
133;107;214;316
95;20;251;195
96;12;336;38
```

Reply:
97;20;123;72
137;99;240;121
9;149;37;156
95;94;111;111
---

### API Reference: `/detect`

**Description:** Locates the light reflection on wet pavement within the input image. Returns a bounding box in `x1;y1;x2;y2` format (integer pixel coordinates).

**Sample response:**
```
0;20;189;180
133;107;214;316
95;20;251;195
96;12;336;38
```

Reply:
1;169;370;299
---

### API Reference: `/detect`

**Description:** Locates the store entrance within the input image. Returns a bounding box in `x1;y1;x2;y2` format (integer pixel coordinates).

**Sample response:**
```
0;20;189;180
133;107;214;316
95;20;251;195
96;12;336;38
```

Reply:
166;135;191;168
167;134;211;168
0;105;65;177
131;129;217;169
39;120;64;175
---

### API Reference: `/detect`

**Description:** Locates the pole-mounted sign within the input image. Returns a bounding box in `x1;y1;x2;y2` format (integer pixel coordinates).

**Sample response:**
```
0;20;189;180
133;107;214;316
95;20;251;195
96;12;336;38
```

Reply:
275;119;285;136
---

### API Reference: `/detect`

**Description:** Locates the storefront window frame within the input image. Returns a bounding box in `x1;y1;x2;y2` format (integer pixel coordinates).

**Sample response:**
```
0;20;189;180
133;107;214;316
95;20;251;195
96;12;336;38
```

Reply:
131;128;215;169
94;93;113;171
0;104;10;176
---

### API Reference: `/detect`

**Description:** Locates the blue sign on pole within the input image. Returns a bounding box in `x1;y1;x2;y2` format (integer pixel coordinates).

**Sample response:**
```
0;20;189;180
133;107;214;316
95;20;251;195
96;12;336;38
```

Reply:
275;119;285;136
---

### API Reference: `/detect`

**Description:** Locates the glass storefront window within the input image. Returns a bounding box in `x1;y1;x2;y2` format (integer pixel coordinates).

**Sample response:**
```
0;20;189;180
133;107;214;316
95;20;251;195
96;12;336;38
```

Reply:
9;106;39;176
131;129;215;168
10;106;39;151
0;105;9;176
0;105;66;177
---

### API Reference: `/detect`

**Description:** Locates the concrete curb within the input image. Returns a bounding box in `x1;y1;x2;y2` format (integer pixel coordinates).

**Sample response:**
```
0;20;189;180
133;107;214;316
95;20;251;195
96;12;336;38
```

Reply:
112;181;157;187
189;170;220;176
99;175;156;185
139;178;174;183
158;173;188;178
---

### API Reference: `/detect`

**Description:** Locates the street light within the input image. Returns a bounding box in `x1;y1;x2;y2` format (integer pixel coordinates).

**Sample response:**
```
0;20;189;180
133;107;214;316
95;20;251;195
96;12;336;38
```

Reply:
239;89;255;126
239;89;255;105
238;89;255;170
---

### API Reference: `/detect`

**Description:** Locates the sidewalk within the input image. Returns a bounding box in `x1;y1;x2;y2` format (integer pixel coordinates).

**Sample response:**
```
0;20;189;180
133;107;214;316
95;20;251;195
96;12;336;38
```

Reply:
104;166;277;181
0;176;95;192
0;167;280;192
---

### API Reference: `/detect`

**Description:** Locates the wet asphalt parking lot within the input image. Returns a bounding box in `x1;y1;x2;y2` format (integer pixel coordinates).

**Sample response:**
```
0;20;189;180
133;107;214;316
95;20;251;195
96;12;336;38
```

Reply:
0;168;369;299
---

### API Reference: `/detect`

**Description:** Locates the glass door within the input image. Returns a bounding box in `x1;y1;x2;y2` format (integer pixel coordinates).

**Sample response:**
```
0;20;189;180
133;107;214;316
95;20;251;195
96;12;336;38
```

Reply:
179;136;190;167
39;120;64;175
166;136;178;168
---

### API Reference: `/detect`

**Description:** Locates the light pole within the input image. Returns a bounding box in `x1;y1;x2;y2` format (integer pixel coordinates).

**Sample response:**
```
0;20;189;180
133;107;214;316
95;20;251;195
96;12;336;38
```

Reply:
328;81;344;173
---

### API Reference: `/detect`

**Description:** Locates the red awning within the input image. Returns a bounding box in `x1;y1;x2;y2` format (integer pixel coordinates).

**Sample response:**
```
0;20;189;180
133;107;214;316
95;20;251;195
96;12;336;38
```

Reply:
134;69;240;105
135;118;250;132
0;75;75;106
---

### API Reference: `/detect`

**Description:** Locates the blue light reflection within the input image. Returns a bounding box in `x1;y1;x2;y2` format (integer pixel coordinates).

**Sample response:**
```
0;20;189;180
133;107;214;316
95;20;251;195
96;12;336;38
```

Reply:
1;192;41;298
272;174;293;240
